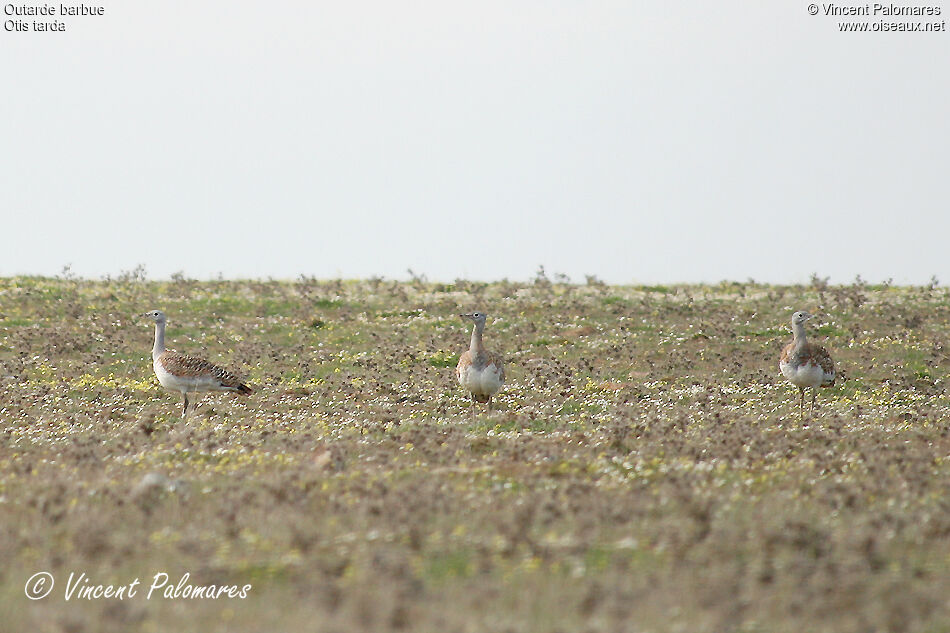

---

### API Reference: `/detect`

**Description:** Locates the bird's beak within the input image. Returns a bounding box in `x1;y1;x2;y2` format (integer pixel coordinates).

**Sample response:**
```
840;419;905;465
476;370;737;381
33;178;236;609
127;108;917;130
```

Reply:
460;313;474;319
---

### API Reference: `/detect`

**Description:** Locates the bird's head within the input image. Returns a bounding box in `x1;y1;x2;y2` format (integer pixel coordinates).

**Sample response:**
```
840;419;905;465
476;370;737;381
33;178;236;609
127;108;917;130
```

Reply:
142;310;167;324
460;311;488;326
791;310;813;326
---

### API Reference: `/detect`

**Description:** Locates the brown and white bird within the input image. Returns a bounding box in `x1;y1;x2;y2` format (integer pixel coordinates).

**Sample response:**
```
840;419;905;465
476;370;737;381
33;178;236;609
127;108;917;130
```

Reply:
456;312;505;414
143;310;252;418
779;310;835;418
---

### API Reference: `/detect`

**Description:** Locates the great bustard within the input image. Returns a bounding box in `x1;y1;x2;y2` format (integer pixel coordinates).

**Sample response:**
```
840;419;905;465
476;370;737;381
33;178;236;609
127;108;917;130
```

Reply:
143;310;252;418
779;310;835;418
456;312;505;415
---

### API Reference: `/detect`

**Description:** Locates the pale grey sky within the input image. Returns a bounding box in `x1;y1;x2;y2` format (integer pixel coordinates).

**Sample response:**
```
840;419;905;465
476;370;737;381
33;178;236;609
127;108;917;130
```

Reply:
2;1;948;284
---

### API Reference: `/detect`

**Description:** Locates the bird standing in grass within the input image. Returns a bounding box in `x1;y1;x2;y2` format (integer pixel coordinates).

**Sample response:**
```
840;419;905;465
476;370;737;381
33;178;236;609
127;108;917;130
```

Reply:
456;312;505;415
780;310;835;419
143;310;252;418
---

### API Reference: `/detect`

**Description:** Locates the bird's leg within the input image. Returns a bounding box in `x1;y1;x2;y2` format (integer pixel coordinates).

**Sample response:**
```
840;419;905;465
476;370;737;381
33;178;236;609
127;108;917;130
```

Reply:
811;389;817;415
470;394;476;420
798;387;805;421
488;397;493;413
182;393;190;419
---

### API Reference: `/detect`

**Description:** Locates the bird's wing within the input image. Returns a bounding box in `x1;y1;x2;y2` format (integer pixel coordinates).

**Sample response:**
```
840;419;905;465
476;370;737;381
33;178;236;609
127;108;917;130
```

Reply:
159;351;250;390
779;342;794;365
802;343;835;385
486;350;505;382
456;350;472;379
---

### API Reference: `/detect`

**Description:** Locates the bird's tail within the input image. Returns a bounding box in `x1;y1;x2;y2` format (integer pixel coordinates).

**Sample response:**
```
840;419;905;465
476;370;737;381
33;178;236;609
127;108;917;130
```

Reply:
236;383;253;395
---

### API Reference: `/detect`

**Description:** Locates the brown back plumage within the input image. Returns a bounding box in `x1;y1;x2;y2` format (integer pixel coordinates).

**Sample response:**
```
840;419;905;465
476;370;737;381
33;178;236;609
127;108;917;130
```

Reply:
455;351;470;381
159;351;252;394
781;342;835;387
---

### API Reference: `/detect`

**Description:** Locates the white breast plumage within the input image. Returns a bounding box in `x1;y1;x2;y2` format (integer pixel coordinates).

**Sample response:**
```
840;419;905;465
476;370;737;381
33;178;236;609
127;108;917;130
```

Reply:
779;360;827;389
459;363;504;397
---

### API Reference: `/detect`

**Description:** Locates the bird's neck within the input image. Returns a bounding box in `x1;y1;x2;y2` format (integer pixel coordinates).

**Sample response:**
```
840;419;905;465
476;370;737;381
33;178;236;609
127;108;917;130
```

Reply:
469;322;486;355
791;322;808;349
152;321;166;359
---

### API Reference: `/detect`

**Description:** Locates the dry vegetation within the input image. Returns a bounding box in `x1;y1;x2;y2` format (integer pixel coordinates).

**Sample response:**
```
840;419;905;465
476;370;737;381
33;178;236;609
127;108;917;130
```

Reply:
2;274;950;632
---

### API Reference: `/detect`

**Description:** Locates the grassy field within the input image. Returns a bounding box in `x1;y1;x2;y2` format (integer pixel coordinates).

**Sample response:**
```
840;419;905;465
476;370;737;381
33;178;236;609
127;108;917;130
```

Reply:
3;274;950;632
